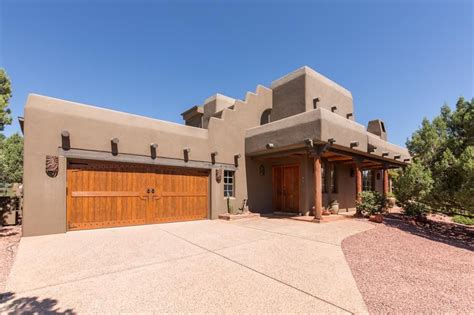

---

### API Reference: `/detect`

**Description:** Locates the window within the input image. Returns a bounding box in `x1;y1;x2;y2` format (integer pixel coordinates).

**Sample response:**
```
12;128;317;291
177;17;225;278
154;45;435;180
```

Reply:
260;109;272;125
362;170;374;191
322;163;337;194
224;170;235;197
330;165;337;193
321;164;327;193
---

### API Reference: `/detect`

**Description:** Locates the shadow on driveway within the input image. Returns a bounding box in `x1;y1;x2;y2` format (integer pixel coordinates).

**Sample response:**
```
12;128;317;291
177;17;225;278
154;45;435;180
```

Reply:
0;291;75;314
383;214;473;251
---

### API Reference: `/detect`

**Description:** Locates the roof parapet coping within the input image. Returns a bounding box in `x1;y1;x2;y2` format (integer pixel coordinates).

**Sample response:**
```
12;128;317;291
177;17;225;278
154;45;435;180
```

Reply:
270;66;353;99
203;93;236;105
27;94;209;139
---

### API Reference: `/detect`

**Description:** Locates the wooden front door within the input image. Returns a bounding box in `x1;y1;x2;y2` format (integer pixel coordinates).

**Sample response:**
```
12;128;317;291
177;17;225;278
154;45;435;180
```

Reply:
272;164;300;212
66;160;209;231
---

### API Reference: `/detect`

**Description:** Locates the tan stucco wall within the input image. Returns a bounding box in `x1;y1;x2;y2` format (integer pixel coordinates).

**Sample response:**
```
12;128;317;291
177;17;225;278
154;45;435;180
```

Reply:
246;108;410;163
271;66;354;122
23;85;272;236
22;65;409;236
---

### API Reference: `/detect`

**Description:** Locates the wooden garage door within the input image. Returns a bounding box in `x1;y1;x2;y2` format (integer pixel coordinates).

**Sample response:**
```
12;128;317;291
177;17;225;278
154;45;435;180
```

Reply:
66;160;209;231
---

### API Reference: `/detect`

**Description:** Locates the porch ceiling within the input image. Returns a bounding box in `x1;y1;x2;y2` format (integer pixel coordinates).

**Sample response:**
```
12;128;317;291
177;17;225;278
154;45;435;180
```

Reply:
250;146;404;169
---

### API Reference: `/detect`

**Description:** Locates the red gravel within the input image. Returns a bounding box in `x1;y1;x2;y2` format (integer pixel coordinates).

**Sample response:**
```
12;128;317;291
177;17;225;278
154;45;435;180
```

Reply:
342;216;474;314
0;226;21;292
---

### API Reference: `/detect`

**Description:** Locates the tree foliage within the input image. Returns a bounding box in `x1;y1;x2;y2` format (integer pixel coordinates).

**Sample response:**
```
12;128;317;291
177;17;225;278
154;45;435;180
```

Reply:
0;69;12;131
394;97;474;214
0;133;23;183
0;69;23;184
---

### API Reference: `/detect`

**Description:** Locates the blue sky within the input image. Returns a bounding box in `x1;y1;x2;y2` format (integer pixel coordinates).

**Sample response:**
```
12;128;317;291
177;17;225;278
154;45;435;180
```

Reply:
0;0;472;146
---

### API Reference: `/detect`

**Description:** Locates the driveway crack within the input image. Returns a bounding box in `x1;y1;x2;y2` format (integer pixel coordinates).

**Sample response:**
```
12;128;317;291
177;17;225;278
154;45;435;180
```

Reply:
158;226;354;314
9;251;208;295
227;221;341;247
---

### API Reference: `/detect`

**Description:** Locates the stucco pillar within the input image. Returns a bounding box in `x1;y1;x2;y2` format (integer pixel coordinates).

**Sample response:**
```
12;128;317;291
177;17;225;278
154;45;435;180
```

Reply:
383;168;389;196
313;156;322;221
355;162;362;202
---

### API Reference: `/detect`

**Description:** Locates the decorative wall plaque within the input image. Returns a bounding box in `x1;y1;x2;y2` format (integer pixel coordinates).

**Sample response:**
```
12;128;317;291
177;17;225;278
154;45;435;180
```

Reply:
216;168;223;183
46;155;59;178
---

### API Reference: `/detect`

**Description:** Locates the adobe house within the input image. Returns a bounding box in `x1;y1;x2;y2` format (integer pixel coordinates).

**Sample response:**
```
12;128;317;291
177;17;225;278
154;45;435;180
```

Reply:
21;66;410;236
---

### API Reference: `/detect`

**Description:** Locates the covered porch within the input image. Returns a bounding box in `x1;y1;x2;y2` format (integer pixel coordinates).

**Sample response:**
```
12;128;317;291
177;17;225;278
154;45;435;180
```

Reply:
244;108;410;221
247;143;404;221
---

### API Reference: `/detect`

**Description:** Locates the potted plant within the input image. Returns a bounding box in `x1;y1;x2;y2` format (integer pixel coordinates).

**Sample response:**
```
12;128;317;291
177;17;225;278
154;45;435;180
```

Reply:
386;192;396;208
328;200;339;214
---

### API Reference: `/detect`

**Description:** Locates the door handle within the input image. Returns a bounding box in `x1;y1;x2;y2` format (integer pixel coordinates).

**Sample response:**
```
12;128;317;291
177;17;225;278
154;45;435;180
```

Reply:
151;188;155;193
147;188;151;194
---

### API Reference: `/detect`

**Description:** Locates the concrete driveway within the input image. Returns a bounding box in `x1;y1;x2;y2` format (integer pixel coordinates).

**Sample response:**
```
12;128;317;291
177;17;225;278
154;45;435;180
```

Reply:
1;217;373;314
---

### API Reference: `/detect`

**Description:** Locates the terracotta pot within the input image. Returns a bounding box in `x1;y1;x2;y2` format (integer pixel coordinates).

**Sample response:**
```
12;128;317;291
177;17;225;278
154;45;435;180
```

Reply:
387;197;396;208
369;214;383;223
330;203;339;214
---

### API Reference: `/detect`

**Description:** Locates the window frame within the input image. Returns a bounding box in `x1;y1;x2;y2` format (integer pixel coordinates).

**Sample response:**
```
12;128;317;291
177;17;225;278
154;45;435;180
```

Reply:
260;109;272;125
362;170;374;191
330;164;337;194
223;170;235;197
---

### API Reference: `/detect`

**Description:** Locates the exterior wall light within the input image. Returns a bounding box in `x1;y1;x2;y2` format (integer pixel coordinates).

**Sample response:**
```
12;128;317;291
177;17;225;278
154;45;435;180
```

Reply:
394;155;401;160
350;141;359;148
266;143;274;149
150;143;158;159
346;113;353;119
111;138;119;156
259;164;265;176
404;158;410;162
331;106;337;113
382;152;389;157
304;138;313;147
328;138;336;144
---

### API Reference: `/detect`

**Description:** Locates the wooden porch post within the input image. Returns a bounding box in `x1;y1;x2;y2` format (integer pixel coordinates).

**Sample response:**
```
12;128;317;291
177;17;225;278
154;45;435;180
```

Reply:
355;161;362;202
383;167;389;196
313;155;323;221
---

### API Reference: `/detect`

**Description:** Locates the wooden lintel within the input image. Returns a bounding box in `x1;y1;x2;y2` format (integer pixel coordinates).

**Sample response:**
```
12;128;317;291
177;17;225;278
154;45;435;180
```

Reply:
327;147;406;167
327;156;353;162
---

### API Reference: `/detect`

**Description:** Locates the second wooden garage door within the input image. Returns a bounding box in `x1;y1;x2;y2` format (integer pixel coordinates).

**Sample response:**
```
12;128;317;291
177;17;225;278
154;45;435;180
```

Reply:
66;160;209;231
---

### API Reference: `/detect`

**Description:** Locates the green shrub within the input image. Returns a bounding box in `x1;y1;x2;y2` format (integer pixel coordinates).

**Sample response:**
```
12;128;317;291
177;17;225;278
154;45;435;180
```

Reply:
392;161;433;206
403;200;428;217
452;215;474;225
356;191;386;216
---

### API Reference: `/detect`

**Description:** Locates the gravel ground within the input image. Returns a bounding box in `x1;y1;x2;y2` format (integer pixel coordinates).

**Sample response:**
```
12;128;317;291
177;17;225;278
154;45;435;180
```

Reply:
342;216;474;314
0;226;21;292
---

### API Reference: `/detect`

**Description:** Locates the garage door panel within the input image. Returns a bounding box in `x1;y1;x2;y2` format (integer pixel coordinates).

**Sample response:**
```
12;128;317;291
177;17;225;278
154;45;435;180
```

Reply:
67;160;209;231
147;168;208;224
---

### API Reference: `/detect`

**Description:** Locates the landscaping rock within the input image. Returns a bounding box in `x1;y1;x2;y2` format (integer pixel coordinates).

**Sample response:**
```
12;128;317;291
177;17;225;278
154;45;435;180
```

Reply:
368;214;383;223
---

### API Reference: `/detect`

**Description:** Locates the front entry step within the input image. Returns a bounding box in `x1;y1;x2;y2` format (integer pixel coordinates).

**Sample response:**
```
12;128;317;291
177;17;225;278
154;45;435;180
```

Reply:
218;212;260;221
